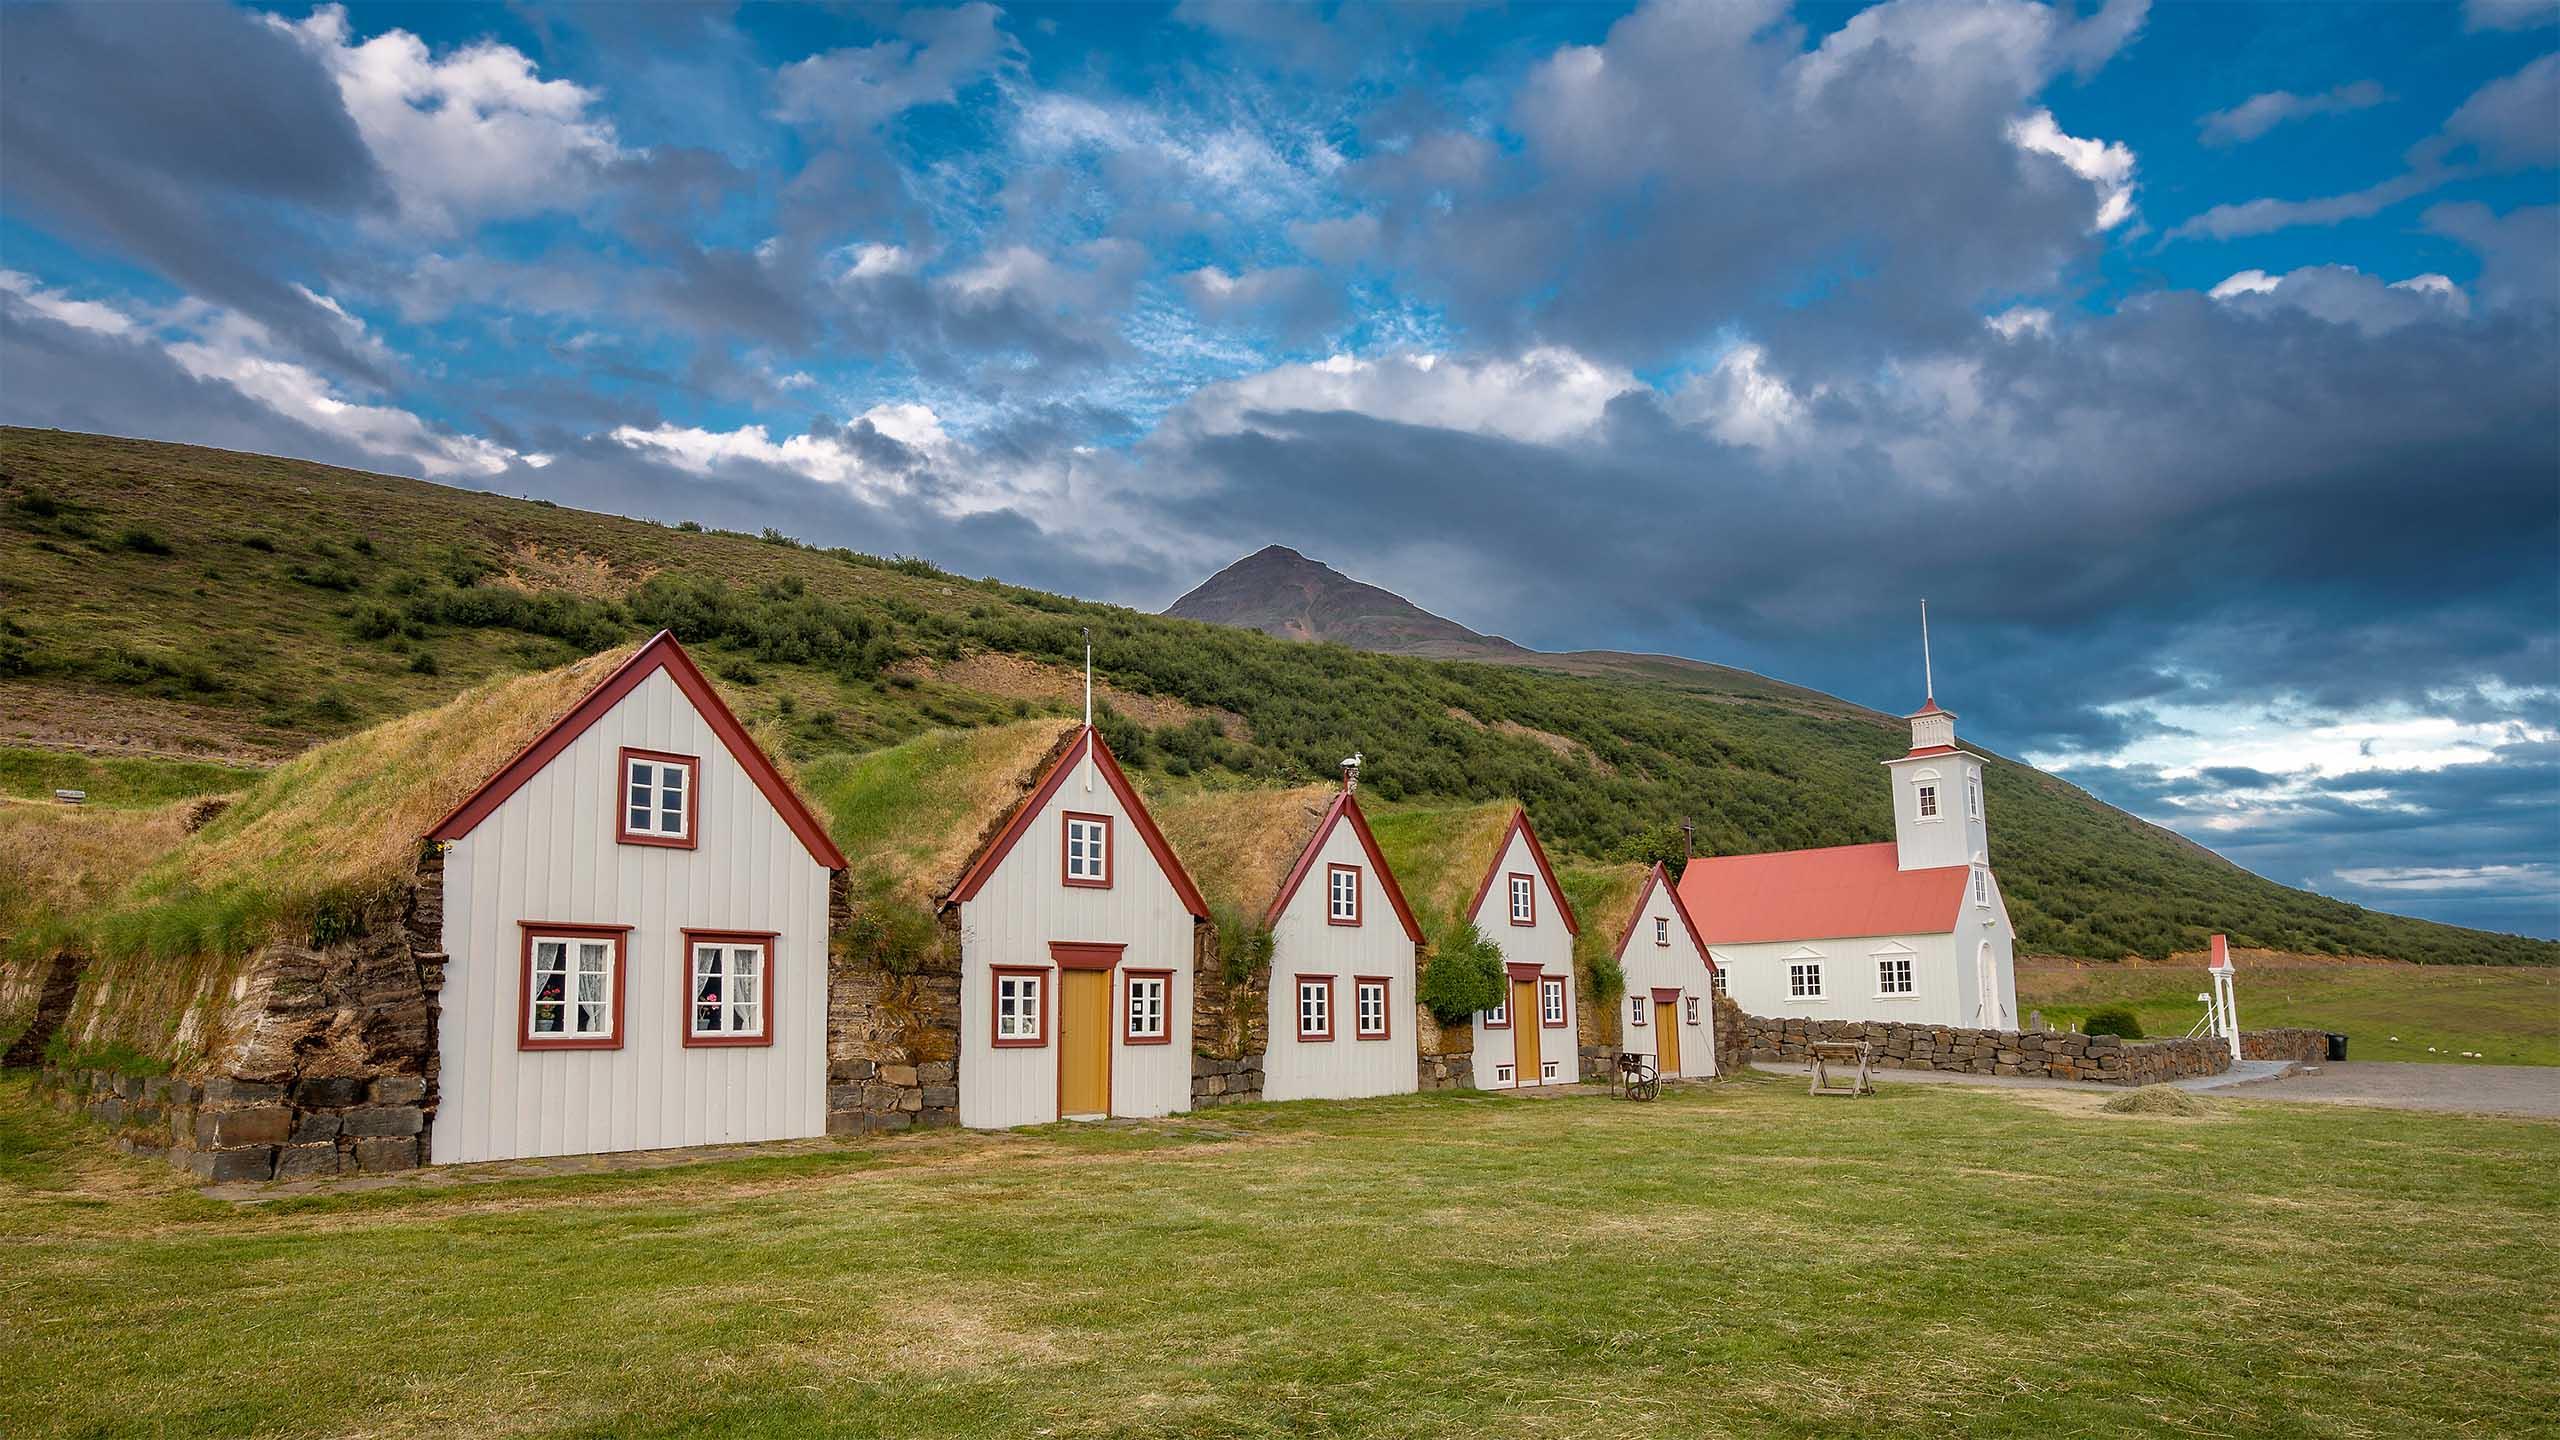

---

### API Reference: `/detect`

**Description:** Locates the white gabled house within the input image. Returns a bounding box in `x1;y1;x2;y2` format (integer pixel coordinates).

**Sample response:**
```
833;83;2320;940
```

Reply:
425;631;849;1164
942;725;1210;1128
1608;862;1719;1081
1260;783;1424;1103
1677;691;2017;1031
1467;809;1582;1089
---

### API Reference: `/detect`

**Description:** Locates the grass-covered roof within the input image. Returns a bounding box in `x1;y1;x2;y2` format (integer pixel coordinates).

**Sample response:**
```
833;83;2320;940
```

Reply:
796;718;1082;911
1149;785;1338;926
17;642;644;963
1366;800;1520;949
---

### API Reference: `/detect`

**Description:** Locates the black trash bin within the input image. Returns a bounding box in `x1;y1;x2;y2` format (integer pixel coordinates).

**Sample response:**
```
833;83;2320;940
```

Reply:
2325;1032;2348;1062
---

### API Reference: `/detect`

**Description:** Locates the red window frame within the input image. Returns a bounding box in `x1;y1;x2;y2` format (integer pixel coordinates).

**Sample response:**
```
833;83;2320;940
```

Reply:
1654;916;1670;946
1060;810;1113;889
617;747;701;850
1353;976;1391;1039
679;929;778;1048
1629;995;1647;1027
1483;986;1512;1029
1327;864;1362;926
1508;872;1536;926
1540;975;1568;1028
990;965;1050;1048
518;922;631;1052
1122;967;1174;1045
1295;973;1336;1041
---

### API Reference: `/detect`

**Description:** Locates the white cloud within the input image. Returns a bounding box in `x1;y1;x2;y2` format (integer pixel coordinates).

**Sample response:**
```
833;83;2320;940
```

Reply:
774;3;1014;135
0;269;136;337
1671;343;1812;448
271;4;625;231
2208;269;2281;299
1182;347;1636;445
2444;51;2560;169
2335;863;2559;893
2006;108;2138;230
837;243;922;283
1985;305;2054;339
610;403;963;504
2207;264;2470;333
2199;81;2386;147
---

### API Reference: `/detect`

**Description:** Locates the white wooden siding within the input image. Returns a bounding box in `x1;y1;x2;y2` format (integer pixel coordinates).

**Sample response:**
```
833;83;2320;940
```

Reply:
1262;821;1418;1102
1467;828;1578;1088
1615;885;1717;1079
432;668;830;1164
956;753;1196;1128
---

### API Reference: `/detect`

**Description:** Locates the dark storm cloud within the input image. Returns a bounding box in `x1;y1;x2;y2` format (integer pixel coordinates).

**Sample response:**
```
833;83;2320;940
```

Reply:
0;1;393;380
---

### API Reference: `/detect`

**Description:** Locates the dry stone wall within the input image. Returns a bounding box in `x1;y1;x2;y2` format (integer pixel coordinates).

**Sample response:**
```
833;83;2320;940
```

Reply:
1189;922;1265;1107
2241;1028;2333;1063
825;877;962;1134
1737;1012;2234;1085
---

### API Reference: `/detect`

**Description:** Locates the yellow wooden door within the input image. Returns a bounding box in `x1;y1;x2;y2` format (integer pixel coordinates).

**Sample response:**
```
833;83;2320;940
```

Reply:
1511;978;1540;1085
1655;1001;1681;1076
1059;968;1112;1118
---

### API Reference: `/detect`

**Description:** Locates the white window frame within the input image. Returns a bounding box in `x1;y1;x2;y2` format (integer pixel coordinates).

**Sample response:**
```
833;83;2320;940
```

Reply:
1916;782;1939;820
1509;873;1535;924
1297;976;1333;1040
688;939;766;1039
1711;968;1728;998
1654;916;1670;946
1966;771;1982;819
1354;979;1389;1039
1540;976;1567;1027
1974;868;1991;907
1629;995;1647;1027
527;933;617;1041
1063;813;1110;886
994;969;1046;1046
1124;972;1168;1042
1328;864;1360;924
1485;992;1509;1027
1876;955;1915;997
1789;961;1825;1000
621;754;692;840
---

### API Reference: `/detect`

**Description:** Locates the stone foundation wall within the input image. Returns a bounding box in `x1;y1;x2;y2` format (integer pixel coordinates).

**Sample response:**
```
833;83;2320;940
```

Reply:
1417;1049;1475;1090
825;877;962;1135
2241;1028;2333;1063
1713;993;1750;1075
1189;921;1267;1107
1738;1012;2233;1085
39;853;446;1182
2;949;87;1068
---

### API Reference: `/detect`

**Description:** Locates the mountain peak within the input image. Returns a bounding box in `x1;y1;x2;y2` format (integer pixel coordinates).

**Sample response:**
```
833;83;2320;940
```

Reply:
1165;545;1530;659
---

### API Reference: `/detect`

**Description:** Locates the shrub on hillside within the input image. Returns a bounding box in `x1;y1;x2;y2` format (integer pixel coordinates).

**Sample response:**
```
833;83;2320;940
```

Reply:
115;527;171;555
1418;922;1506;1023
2081;1006;2144;1039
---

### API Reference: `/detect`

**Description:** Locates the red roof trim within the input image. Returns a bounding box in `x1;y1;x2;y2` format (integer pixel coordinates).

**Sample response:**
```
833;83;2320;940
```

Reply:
1263;792;1425;944
428;632;846;869
1900;744;1961;759
1611;863;1716;975
1464;809;1580;936
944;727;1210;918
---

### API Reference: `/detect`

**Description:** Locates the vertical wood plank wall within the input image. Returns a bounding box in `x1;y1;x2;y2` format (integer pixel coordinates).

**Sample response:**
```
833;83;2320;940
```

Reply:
432;669;830;1164
1467;829;1577;1088
1261;821;1419;1102
957;758;1196;1129
1614;884;1718;1079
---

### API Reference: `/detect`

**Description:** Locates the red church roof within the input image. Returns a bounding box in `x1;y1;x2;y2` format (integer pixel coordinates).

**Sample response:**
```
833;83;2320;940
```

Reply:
1675;842;1967;946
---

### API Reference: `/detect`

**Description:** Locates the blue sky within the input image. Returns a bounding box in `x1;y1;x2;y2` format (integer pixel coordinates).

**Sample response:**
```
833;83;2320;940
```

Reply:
3;0;2555;937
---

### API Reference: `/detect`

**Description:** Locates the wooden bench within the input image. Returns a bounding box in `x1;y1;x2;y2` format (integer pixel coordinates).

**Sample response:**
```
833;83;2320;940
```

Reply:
1807;1040;1873;1097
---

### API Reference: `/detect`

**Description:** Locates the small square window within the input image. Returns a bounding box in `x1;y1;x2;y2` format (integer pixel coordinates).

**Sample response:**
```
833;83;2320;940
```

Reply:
1297;976;1334;1040
1540;976;1567;1027
1509;874;1535;925
1328;865;1361;925
1629;996;1647;1027
1062;812;1111;887
619;750;698;847
1354;978;1390;1039
1124;971;1170;1044
1790;962;1824;999
993;968;1047;1047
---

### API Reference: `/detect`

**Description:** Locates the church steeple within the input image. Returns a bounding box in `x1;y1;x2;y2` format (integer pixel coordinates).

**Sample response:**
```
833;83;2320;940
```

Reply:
1881;602;1987;872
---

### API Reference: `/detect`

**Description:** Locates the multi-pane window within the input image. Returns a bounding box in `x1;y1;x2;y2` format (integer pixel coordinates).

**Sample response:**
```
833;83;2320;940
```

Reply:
1967;775;1982;819
1509;874;1535;924
1684;996;1701;1025
1486;991;1509;1027
1063;813;1110;886
1297;977;1333;1040
1540;976;1566;1026
1974;869;1990;906
1629;996;1647;1027
1877;956;1914;996
1916;783;1939;819
1789;962;1824;999
1125;972;1168;1042
994;969;1045;1045
690;940;766;1039
1355;979;1389;1038
1329;865;1361;924
1711;968;1728;998
1655;916;1670;945
527;934;616;1041
622;753;693;841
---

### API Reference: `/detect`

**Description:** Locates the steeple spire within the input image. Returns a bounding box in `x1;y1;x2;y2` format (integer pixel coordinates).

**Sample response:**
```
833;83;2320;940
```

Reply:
1920;598;1934;705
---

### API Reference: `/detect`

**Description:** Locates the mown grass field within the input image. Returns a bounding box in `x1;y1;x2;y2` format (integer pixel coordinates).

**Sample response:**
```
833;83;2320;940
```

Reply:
2017;960;2560;1066
3;1073;2553;1439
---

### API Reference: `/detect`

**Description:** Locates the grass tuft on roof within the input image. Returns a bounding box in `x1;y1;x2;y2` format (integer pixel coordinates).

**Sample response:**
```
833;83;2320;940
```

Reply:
21;642;644;965
1366;800;1519;951
797;718;1082;914
1149;785;1337;924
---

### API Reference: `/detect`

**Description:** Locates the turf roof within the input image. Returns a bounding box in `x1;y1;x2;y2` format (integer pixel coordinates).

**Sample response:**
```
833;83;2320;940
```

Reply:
1364;800;1522;947
795;718;1083;910
1148;785;1340;925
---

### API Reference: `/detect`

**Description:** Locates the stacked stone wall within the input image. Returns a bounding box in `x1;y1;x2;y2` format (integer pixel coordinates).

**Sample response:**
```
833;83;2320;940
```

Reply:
1737;1012;2234;1085
1190;921;1267;1107
2241;1028;2333;1063
825;876;962;1134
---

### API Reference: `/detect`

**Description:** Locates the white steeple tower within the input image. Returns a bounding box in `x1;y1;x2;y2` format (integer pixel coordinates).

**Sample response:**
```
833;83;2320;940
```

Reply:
1881;601;1987;873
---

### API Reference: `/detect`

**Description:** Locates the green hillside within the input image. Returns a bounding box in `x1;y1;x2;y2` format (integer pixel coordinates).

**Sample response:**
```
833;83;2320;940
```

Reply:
1;427;2549;966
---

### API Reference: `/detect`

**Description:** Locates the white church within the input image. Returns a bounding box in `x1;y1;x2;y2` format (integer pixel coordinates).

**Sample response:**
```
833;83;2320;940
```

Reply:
1676;681;2018;1031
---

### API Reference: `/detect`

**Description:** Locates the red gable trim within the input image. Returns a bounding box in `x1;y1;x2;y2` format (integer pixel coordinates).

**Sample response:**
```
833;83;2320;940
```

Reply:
427;631;847;870
944;726;1210;919
1465;808;1580;936
1611;863;1715;975
1263;792;1425;944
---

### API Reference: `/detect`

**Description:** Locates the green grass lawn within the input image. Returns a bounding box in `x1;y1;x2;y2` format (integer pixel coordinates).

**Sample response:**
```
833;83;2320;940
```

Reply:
2018;962;2560;1066
2;1074;2554;1438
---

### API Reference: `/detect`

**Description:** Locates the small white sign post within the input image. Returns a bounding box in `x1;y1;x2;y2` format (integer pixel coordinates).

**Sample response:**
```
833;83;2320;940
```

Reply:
2208;933;2240;1064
